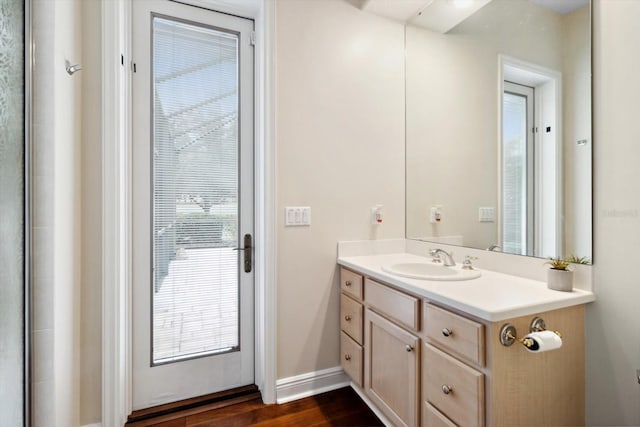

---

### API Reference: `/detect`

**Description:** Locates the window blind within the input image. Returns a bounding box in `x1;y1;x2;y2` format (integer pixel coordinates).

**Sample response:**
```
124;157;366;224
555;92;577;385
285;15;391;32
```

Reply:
152;17;240;364
502;92;528;255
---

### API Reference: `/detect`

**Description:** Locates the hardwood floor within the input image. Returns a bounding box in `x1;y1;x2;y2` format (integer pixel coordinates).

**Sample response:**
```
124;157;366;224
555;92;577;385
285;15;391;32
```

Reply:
129;387;383;427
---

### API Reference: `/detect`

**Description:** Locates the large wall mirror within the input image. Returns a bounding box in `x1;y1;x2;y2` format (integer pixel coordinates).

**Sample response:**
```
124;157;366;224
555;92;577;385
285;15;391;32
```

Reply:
405;0;592;262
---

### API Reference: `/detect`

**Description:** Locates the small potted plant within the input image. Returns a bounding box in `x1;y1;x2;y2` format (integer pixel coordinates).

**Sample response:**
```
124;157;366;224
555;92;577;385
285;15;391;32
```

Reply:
545;257;573;292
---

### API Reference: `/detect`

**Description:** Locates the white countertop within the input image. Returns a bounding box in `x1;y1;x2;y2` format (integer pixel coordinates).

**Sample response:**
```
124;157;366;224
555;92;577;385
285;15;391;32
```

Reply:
338;252;595;322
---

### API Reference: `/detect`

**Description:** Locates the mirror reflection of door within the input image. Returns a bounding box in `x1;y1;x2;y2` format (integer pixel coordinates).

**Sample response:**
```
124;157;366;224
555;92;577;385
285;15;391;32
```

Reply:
501;59;562;259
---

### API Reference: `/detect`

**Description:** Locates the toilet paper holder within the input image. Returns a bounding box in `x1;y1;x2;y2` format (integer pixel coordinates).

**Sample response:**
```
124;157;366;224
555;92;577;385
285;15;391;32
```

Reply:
499;317;562;348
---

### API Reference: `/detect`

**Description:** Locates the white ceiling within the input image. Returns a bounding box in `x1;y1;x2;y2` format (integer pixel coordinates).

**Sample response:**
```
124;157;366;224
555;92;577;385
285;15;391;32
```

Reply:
348;0;590;33
353;0;428;23
409;0;493;34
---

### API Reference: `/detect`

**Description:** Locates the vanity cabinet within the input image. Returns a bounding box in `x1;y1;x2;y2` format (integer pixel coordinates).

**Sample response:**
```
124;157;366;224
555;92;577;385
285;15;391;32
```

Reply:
338;266;585;427
340;268;421;426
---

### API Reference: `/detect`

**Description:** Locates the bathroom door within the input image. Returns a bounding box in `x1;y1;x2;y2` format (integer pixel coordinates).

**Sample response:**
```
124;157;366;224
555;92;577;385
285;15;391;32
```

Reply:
131;0;255;409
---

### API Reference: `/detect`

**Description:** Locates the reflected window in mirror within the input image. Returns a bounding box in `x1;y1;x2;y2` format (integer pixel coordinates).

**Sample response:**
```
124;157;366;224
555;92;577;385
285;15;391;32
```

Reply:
502;83;534;256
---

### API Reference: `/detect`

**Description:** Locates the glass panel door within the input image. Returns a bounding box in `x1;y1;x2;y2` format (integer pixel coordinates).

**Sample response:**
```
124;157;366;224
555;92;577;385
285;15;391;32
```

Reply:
0;0;26;423
132;0;254;409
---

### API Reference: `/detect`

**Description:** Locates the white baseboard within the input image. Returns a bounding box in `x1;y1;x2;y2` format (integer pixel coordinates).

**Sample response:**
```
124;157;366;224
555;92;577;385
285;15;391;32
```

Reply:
275;366;350;404
81;423;102;427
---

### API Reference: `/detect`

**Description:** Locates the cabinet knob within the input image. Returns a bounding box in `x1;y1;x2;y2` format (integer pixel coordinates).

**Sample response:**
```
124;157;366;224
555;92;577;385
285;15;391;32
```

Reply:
442;328;453;337
345;281;352;287
442;384;452;395
405;345;414;352
344;315;352;321
344;354;351;361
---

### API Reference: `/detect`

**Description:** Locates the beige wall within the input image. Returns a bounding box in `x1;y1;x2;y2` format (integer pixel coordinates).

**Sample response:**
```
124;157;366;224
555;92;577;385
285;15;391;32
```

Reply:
52;1;83;425
275;0;405;379
80;0;102;424
587;0;640;424
562;5;592;259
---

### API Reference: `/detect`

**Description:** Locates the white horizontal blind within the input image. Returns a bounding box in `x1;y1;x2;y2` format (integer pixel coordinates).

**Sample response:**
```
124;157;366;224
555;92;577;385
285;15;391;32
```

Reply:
502;92;527;256
152;17;240;364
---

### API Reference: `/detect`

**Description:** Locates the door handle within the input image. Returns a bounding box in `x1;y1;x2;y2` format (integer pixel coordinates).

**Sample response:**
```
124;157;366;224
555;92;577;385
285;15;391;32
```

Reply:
233;233;252;273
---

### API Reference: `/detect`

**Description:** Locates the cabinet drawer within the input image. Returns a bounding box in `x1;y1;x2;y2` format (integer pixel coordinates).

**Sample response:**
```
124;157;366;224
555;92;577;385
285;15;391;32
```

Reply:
424;343;484;427
341;268;363;300
341;331;363;387
424;303;485;366
423;401;457;427
341;294;363;344
365;278;420;331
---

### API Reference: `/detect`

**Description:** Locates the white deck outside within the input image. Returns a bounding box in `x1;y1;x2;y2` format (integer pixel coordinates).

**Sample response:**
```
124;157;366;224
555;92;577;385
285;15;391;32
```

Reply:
153;247;239;362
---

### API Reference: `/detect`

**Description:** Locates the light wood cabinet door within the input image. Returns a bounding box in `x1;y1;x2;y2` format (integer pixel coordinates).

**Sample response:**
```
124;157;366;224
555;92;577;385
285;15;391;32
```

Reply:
424;343;484;427
365;309;420;427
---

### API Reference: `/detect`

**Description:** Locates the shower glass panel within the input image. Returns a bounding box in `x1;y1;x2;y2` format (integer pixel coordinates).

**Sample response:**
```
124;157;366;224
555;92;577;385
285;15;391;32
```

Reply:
0;0;26;423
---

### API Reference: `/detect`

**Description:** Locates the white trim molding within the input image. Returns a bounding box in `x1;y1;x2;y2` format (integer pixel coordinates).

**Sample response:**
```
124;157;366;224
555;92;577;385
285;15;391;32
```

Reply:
254;0;277;404
81;423;103;427
275;367;351;404
102;0;132;425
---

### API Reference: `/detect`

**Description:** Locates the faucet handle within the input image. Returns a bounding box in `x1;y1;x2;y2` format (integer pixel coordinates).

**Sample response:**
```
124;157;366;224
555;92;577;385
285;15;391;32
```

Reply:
429;248;442;263
462;256;477;270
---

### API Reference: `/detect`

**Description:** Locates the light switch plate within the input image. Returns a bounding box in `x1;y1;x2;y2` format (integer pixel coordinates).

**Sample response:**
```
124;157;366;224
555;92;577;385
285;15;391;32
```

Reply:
478;207;495;222
285;207;311;226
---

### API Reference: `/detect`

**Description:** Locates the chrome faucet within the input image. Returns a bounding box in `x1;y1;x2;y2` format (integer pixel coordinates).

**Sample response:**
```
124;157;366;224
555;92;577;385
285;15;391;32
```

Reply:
430;248;456;267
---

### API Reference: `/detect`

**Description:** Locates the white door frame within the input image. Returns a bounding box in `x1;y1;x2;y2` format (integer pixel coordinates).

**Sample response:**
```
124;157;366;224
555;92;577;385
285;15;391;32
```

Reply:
101;0;276;425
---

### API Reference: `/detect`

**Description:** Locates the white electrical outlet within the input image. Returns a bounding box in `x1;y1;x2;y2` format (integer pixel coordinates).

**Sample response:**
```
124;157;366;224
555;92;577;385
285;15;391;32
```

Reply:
285;207;311;226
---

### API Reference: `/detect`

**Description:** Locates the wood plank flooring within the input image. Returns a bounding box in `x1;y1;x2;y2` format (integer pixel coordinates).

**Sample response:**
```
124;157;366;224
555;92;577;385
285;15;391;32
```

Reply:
132;387;383;427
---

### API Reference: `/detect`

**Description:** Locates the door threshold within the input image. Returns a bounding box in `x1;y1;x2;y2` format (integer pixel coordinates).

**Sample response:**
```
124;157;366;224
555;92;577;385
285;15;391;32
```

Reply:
126;384;261;426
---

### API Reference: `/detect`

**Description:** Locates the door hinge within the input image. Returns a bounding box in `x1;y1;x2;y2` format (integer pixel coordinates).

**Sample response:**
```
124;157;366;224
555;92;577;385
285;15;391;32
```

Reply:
250;31;256;46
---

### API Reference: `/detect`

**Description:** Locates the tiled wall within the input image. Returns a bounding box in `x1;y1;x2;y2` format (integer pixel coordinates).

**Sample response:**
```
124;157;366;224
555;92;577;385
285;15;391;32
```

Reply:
32;0;56;424
31;0;82;425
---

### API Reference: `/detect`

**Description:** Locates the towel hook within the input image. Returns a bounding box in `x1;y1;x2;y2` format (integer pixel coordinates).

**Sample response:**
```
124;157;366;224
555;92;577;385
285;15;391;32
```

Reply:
65;60;82;76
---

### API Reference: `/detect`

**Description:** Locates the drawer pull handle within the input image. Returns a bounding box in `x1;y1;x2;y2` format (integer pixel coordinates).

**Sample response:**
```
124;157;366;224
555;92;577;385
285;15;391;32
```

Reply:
344;315;352;321
406;345;414;352
344;354;352;361
345;281;352;287
442;328;453;337
442;385;452;395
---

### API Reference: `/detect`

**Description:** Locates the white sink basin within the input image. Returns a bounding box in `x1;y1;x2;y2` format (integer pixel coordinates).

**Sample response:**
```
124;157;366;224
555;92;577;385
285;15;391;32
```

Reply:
381;262;481;281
